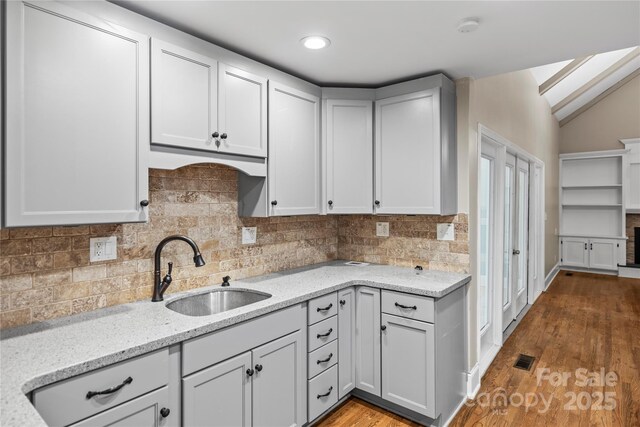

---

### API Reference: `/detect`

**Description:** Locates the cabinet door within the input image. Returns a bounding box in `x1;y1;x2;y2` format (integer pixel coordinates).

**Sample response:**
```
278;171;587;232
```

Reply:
252;331;305;427
589;239;618;270
561;237;589;267
268;82;320;216
182;352;252;427
325;99;373;214
218;64;267;157
151;39;218;151
355;287;381;396
182;352;253;427
70;386;170;427
381;314;435;418
5;1;149;227
374;89;441;214
338;287;356;398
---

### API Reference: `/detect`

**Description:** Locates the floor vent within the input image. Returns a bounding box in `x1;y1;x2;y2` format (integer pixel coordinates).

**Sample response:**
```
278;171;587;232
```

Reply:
565;272;573;276
514;354;535;371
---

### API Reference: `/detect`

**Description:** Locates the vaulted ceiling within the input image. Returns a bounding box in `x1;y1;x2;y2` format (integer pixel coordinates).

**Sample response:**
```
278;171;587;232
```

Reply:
530;46;640;126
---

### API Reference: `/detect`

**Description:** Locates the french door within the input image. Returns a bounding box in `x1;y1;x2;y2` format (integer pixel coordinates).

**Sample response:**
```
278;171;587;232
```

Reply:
503;156;530;330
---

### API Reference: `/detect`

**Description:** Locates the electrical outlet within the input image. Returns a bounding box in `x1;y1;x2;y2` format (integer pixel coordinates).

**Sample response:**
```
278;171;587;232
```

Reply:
376;222;389;237
437;223;455;241
90;236;117;262
242;227;257;244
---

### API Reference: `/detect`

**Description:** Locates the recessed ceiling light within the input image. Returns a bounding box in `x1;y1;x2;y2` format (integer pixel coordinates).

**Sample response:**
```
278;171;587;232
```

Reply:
457;18;480;33
301;36;331;50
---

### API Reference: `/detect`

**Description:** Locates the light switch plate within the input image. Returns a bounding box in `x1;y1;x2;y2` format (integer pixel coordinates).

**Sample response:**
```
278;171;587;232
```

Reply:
376;222;389;237
242;227;257;244
90;236;117;262
437;223;455;241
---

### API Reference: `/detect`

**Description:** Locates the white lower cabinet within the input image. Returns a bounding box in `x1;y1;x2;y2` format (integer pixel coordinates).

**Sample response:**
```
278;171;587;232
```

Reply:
381;314;435;418
355;287;381;396
338;287;356;399
561;237;621;271
182;352;252;427
70;386;170;427
182;331;305;427
252;332;305;427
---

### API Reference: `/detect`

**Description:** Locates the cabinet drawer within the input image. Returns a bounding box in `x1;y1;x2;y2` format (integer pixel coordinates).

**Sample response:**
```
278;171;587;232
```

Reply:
381;290;434;323
308;365;338;421
308;339;338;379
308;316;338;352
308;292;338;325
33;348;169;427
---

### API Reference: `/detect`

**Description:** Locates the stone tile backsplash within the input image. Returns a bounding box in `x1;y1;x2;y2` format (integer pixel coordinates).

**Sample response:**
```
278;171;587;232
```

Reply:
0;164;469;329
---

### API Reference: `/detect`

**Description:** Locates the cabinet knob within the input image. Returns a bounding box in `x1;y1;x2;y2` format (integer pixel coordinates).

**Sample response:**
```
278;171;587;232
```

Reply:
140;200;149;207
271;200;278;206
339;299;346;306
381;325;387;331
328;200;333;206
255;364;263;372
212;132;219;138
512;249;520;255
374;200;380;206
160;408;170;418
220;133;228;140
246;368;254;377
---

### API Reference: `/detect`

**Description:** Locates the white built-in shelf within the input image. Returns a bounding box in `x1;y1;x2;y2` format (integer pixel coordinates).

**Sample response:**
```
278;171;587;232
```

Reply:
559;233;627;240
562;203;623;208
561;184;622;189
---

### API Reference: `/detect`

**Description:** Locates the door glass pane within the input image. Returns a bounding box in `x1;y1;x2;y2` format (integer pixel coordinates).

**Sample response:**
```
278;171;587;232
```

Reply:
503;165;513;307
517;169;528;293
479;157;492;331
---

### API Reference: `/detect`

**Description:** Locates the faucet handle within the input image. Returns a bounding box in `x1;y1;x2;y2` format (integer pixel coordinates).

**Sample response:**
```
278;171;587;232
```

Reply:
167;262;173;275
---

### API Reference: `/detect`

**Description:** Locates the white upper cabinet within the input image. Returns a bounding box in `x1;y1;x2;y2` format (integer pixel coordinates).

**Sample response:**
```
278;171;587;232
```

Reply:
268;82;320;216
218;64;268;157
5;1;149;227
622;139;640;213
151;40;267;157
374;82;457;215
324;99;373;214
151;39;218;151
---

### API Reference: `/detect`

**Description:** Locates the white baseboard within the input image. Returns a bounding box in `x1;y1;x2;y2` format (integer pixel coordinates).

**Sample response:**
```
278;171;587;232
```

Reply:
466;363;480;398
544;263;560;290
619;266;640;279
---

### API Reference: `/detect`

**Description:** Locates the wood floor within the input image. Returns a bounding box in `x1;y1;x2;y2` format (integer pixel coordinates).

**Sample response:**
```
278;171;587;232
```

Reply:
317;271;640;427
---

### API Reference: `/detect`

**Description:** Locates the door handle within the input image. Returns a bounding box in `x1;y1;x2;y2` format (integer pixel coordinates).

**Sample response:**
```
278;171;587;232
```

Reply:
590;243;593;250
513;249;520;255
584;243;587;250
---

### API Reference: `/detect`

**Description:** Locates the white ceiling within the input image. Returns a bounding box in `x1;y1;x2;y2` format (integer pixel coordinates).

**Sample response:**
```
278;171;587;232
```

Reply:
112;1;640;86
530;46;640;123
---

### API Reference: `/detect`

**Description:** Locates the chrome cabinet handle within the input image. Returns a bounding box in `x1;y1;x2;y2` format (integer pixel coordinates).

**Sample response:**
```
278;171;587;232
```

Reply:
86;377;133;399
316;353;333;364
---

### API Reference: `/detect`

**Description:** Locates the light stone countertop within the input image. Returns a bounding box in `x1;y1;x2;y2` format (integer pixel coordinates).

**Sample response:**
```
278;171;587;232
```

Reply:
0;260;471;426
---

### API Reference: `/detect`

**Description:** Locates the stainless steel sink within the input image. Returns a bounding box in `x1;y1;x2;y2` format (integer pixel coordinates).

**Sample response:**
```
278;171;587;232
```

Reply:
166;288;272;317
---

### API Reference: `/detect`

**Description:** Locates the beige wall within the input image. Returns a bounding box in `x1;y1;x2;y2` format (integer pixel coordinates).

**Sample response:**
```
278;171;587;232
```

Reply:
560;74;640;154
457;69;561;370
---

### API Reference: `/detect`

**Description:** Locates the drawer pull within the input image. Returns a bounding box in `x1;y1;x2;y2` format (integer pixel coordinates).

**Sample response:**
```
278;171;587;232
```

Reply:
86;376;133;399
317;328;333;339
316;353;334;364
317;386;333;399
395;302;417;310
316;303;333;312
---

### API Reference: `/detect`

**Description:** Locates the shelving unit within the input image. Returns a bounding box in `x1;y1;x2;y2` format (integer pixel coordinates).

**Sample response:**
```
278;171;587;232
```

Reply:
559;150;627;272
